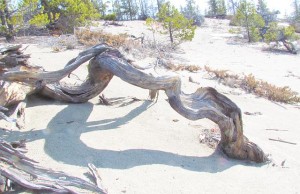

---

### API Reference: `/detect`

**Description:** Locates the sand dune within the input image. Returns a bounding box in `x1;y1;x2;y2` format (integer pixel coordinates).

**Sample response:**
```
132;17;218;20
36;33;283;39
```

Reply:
1;19;300;193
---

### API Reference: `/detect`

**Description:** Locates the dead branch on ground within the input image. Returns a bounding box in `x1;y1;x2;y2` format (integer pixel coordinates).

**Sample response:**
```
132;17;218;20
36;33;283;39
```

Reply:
0;44;267;167
0;140;107;193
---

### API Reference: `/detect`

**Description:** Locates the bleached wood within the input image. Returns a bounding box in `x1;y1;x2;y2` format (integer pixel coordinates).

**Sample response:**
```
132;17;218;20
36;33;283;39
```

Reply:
0;44;267;163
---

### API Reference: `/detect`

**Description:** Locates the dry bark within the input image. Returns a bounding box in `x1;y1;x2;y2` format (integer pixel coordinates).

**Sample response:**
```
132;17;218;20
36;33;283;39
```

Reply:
0;140;107;193
0;44;267;164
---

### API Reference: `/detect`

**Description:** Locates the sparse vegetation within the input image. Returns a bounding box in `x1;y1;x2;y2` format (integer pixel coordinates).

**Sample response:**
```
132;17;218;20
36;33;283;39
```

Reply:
163;61;201;72
204;66;238;79
254;81;300;103
75;28;129;47
228;27;242;34
204;66;300;104
45;35;78;51
145;18;160;47
229;0;298;54
52;46;61;52
264;22;299;54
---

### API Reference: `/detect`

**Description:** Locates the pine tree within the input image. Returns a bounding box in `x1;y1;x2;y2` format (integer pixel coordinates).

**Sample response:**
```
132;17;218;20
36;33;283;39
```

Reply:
139;0;147;19
228;0;239;15
257;0;268;15
0;0;100;40
158;2;196;45
120;0;138;20
181;0;204;26
207;0;226;17
156;0;165;12
92;0;108;17
217;0;226;16
208;0;218;17
112;0;122;20
257;0;275;25
0;0;16;42
235;0;265;42
294;0;300;21
35;0;100;32
0;0;36;42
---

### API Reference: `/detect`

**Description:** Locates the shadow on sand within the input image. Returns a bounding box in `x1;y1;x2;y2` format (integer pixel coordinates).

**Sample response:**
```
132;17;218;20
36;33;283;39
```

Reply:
0;96;260;173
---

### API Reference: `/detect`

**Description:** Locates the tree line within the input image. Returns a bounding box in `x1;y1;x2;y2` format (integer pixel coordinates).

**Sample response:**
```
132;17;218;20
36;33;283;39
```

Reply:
1;0;300;53
0;0;203;42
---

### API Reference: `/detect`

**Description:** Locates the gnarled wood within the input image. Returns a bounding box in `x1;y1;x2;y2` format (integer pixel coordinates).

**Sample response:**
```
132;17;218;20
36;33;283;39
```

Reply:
0;44;267;163
0;140;107;193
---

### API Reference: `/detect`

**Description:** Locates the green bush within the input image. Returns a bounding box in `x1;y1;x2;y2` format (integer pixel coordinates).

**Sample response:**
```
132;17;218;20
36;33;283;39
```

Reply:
264;22;299;43
103;13;117;21
158;2;196;45
228;27;241;34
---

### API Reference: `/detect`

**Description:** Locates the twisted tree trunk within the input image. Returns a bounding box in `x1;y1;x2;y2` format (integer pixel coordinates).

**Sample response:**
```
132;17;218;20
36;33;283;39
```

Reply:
1;44;267;164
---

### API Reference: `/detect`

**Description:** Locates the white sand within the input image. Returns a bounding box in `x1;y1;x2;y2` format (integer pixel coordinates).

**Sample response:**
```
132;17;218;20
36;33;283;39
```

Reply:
1;19;300;193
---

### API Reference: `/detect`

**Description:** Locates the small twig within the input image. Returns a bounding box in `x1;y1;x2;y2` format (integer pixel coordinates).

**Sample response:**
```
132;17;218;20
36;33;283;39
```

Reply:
265;129;288;131
67;72;83;81
99;94;111;106
88;163;107;194
269;138;297;145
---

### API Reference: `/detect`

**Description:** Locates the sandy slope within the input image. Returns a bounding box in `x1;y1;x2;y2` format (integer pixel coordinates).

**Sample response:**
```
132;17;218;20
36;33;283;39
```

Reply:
1;19;300;193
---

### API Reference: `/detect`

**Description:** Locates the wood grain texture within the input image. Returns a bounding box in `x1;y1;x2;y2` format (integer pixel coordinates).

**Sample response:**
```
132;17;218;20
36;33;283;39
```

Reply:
0;44;267;163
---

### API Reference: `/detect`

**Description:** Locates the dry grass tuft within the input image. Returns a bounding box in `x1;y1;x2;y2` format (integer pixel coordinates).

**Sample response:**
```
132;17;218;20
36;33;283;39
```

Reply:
204;65;239;79
51;46;61;52
205;65;229;78
243;74;258;92
205;66;300;104
163;61;201;72
47;35;78;51
253;81;300;103
75;28;129;47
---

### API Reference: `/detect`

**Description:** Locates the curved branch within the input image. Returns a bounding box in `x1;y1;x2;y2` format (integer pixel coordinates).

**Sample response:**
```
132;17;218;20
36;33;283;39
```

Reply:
1;44;112;85
88;52;267;163
1;44;267;163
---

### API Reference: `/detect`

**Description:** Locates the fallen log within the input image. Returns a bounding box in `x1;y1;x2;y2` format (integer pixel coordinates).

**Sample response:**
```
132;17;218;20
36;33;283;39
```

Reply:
0;44;267;164
0;45;30;67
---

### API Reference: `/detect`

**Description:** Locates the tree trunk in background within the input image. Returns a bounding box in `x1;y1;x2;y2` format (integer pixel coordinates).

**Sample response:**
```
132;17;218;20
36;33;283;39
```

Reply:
168;22;173;43
0;0;15;42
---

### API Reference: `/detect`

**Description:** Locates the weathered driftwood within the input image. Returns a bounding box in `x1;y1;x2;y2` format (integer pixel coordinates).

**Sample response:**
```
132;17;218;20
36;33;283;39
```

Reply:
0;45;30;67
0;45;35;127
0;45;106;193
0;140;107;193
0;44;267;163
